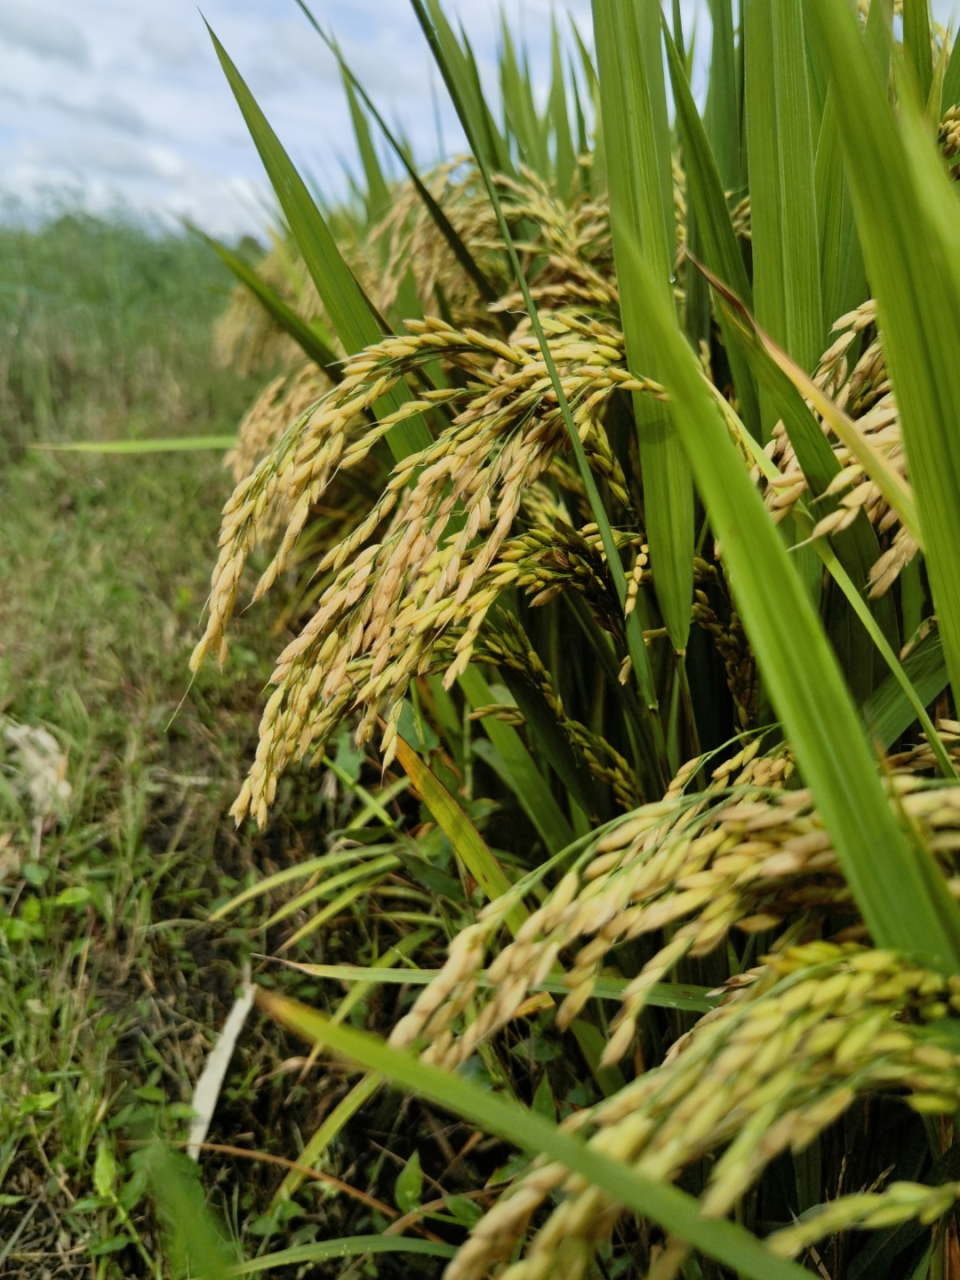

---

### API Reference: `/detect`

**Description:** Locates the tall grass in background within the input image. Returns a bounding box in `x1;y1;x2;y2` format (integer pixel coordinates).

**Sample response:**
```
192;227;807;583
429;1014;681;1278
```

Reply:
0;209;260;456
136;0;960;1275
0;212;286;1275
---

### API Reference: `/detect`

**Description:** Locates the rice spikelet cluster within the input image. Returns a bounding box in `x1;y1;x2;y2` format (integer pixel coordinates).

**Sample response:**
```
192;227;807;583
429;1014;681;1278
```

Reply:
225;363;331;485
940;103;960;169
193;310;659;826
390;740;960;1073
214;163;616;393
760;300;920;597
479;609;641;811
691;558;758;729
442;941;960;1280
383;738;960;1276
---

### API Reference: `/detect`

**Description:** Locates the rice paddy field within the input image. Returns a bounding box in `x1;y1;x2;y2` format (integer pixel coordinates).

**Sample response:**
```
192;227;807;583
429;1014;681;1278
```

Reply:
9;2;960;1278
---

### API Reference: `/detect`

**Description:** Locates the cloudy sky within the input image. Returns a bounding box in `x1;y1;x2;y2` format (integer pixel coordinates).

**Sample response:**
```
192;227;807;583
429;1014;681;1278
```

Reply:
0;1;956;239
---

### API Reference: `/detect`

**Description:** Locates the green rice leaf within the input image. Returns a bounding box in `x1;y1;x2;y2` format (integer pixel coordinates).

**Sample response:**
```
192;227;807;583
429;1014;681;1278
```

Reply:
339;62;390;224
704;0;740;197
500;20;546;175
208;849;393;922
549;17;576;196
863;626;949;749
616;232;960;970
190;226;341;376
414;0;512;176
594;0;693;656
570;16;597;93
208;27;375;359
496;668;599;818
904;0;934;105
458;666;575;854
272;960;717;1013
206;24;431;460
264;855;399;929
928;26;951;124
663;24;760;438
29;436;238;454
271;1074;382;1204
256;990;813;1280
294;2;501;311
671;0;686;63
942;28;960;112
271;933;431;1204
743;0;785;423
812;540;955;778
771;0;824;375
570;53;590;164
393;734;528;935
814;92;867;334
806;0;960;716
229;1237;456;1275
570;18;603;186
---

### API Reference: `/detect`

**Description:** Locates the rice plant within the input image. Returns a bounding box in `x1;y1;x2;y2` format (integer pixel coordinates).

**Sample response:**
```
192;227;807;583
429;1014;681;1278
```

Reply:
194;1;960;1275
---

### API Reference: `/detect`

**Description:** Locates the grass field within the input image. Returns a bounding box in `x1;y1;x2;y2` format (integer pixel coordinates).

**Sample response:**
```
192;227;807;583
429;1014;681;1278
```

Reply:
0;212;484;1279
0;213;301;1275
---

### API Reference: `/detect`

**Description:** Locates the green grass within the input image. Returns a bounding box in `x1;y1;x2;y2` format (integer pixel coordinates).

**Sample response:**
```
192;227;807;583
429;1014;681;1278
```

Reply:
0;213;289;1274
0;210;259;454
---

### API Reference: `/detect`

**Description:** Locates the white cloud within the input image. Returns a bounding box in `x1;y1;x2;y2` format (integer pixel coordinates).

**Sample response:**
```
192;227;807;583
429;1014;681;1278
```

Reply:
139;18;203;68
22;133;183;182
1;0;958;238
0;1;89;66
38;91;147;136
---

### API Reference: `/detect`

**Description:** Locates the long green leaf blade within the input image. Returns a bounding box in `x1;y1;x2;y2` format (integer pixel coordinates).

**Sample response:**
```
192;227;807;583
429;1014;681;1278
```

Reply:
274;960;717;1013
943;29;960;111
340;63;390;223
864;627;949;749
231;1237;456;1274
806;0;960;717
500;20;546;175
206;24;431;460
418;0;512;176
393;734;527;935
771;0;823;374
704;0;740;196
258;990;813;1280
744;0;786;405
294;2;502;312
618;234;960;970
458;665;575;854
549;17;576;196
904;0;934;105
192;226;341;375
28;436;238;454
663;24;760;438
594;0;693;655
815;93;868;333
